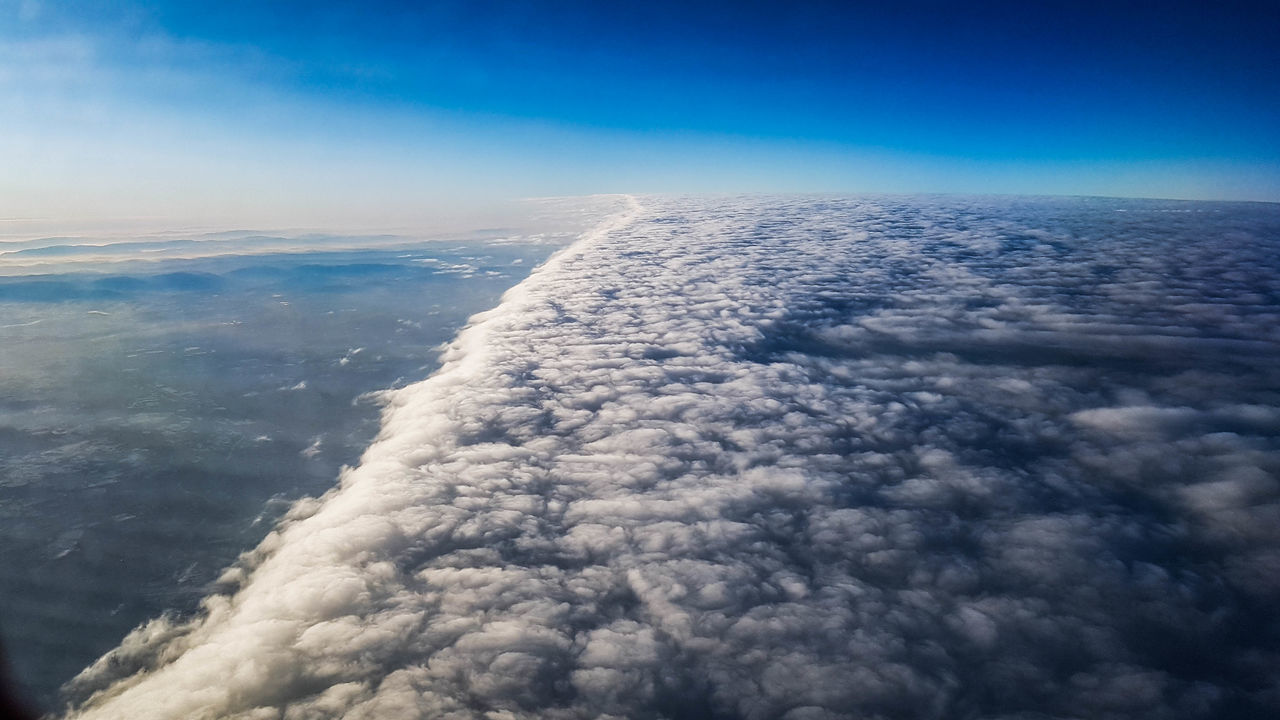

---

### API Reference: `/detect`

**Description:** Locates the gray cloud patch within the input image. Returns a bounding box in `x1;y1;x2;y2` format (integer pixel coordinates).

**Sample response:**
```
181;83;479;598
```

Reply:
62;196;1280;719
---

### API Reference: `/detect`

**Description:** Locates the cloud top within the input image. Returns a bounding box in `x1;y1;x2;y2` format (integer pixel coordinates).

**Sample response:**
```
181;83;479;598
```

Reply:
62;195;1280;719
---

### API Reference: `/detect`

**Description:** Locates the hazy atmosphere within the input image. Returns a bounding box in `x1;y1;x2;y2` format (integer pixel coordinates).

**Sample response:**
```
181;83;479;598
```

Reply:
1;2;1278;719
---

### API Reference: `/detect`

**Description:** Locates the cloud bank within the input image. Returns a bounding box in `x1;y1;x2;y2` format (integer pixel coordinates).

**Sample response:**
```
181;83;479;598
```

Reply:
62;195;1280;719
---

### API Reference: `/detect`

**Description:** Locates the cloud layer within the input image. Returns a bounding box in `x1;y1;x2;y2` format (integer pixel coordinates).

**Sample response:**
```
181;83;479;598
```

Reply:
62;195;1280;719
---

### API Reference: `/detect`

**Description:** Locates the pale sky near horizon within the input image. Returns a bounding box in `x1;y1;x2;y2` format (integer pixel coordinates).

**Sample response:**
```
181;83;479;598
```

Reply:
3;0;1278;235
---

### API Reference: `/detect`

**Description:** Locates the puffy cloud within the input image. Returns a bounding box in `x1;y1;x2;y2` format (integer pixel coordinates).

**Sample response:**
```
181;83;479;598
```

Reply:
62;195;1280;718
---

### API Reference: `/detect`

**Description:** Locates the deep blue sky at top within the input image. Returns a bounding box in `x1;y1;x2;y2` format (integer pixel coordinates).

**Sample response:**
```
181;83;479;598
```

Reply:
145;0;1278;160
2;0;1278;230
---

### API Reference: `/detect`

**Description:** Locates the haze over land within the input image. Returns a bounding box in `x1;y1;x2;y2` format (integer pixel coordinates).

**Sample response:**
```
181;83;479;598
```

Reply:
0;199;610;707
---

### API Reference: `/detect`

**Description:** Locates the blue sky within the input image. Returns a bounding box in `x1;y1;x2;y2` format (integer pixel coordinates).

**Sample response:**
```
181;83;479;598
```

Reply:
3;0;1278;232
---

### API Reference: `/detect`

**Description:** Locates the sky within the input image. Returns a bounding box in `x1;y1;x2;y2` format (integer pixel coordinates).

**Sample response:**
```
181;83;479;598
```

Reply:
2;0;1279;233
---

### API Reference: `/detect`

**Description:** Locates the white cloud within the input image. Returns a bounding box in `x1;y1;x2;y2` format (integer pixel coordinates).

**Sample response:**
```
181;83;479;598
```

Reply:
62;194;1280;719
